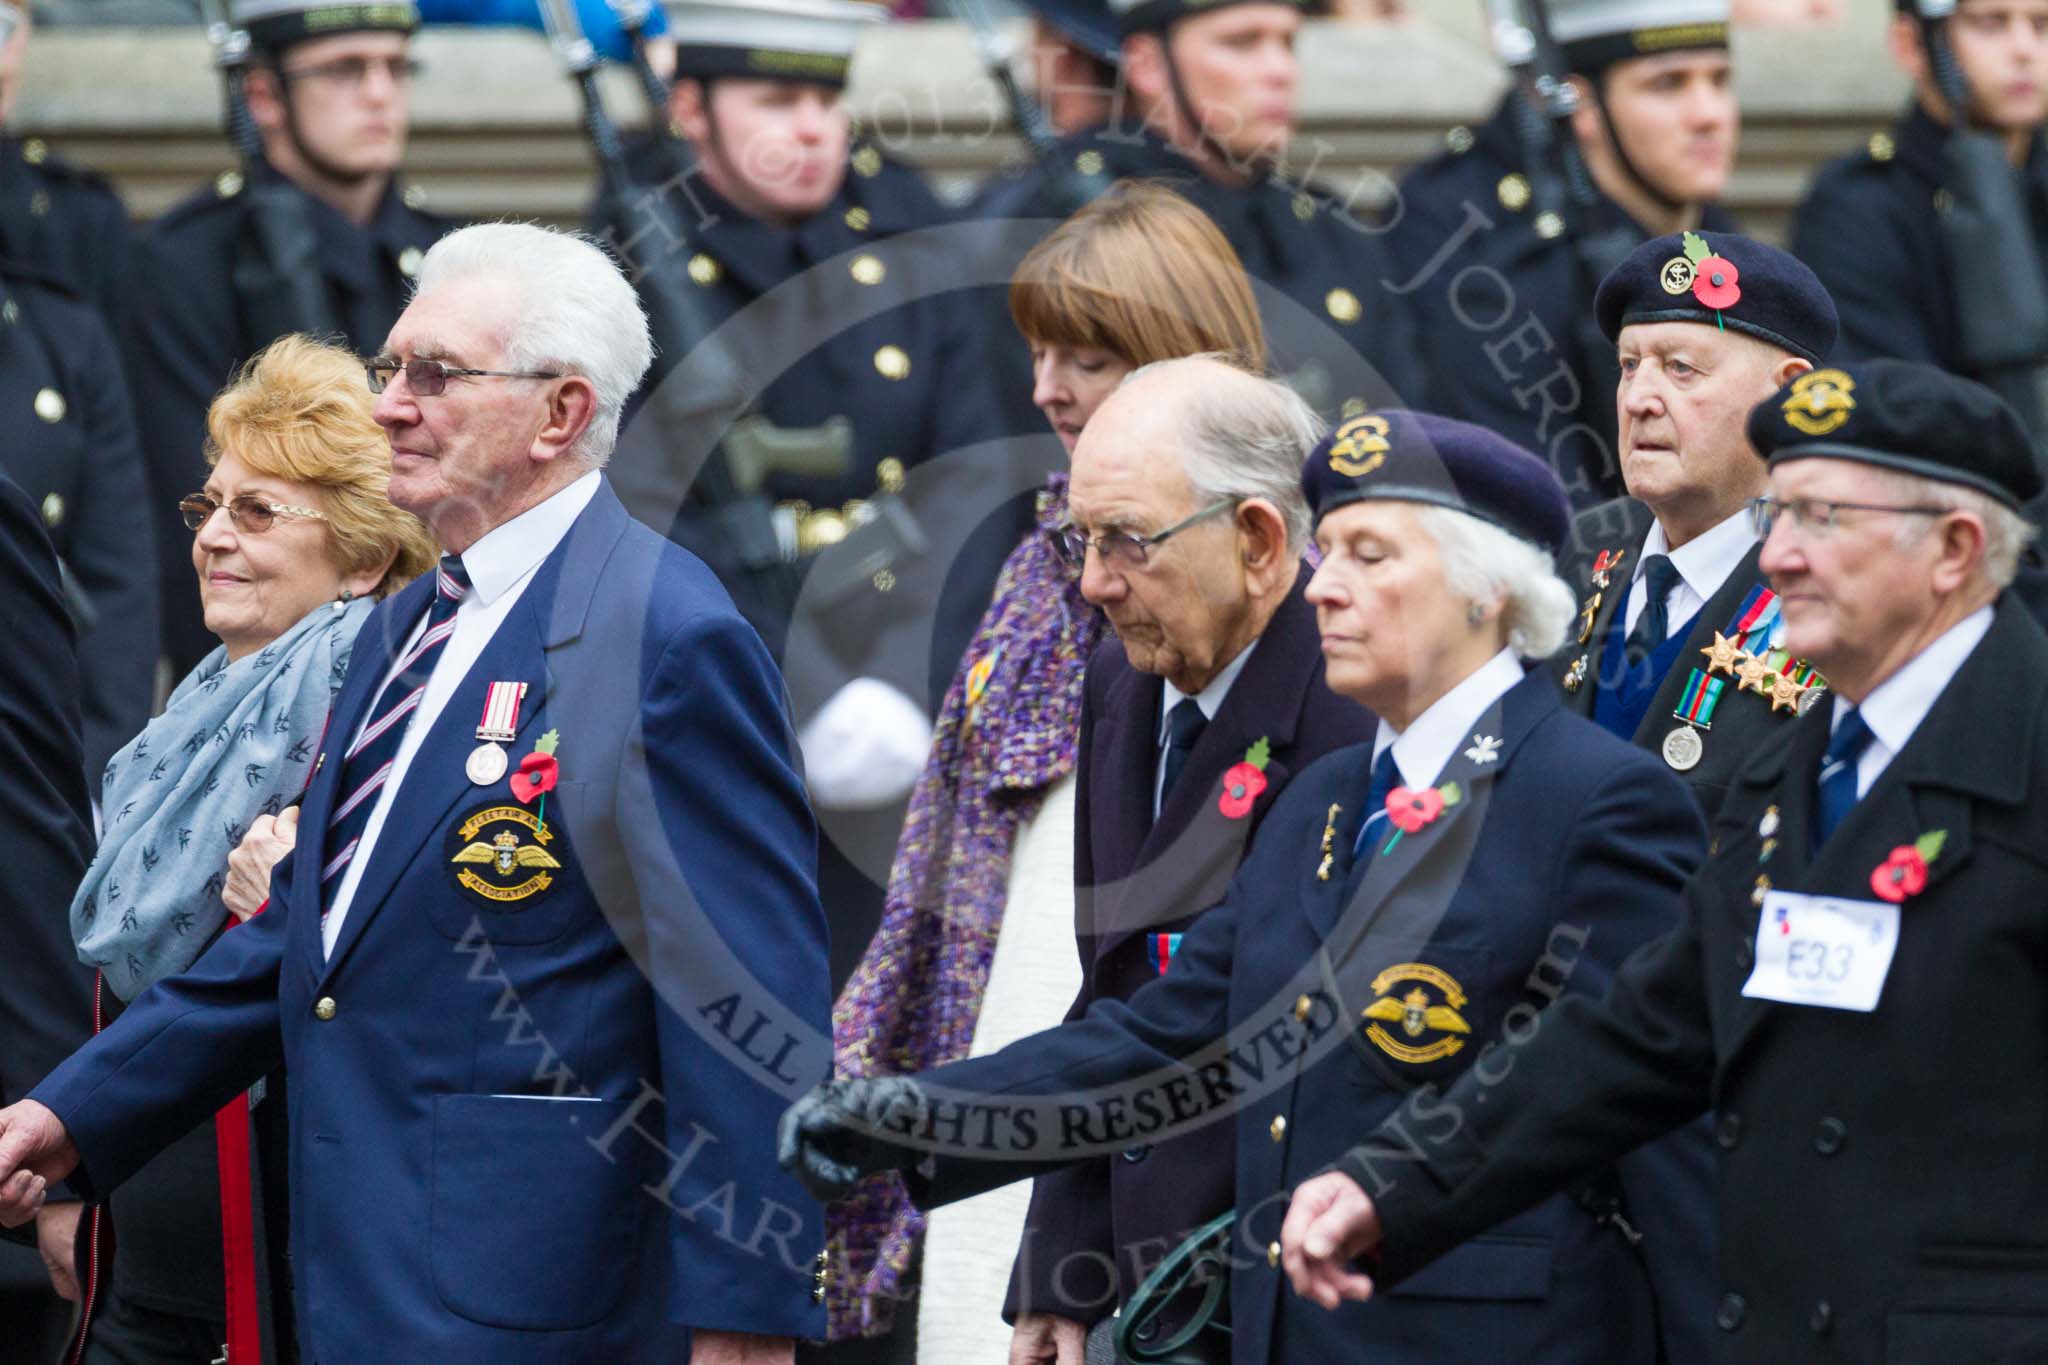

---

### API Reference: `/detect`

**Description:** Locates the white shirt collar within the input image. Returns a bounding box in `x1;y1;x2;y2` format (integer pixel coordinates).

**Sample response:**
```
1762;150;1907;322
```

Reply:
1372;648;1525;790
1158;639;1258;742
454;471;602;609
1835;605;1995;762
1637;504;1756;608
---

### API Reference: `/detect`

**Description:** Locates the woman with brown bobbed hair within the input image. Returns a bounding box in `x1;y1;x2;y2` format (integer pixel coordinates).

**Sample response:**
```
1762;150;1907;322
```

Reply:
827;181;1268;1358
55;335;434;1365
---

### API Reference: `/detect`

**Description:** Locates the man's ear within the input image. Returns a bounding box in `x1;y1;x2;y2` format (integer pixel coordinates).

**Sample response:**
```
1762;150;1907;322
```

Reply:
1773;355;1814;390
668;77;709;145
1930;509;1989;597
534;377;600;466
1887;12;1930;86
1122;33;1169;108
1566;73;1606;148
1237;498;1294;594
243;67;286;136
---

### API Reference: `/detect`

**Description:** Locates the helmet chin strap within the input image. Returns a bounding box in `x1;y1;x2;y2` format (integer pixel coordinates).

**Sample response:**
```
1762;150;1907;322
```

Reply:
277;78;382;191
1587;73;1691;220
1157;31;1274;181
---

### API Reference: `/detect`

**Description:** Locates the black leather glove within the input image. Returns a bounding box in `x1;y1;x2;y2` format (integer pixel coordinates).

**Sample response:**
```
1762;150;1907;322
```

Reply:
776;1076;931;1203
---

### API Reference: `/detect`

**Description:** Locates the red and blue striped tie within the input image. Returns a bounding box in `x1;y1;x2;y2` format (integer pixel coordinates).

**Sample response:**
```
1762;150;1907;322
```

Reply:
320;555;469;920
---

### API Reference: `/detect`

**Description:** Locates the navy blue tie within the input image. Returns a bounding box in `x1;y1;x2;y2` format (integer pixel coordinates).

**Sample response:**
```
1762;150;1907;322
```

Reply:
1624;554;1683;666
1159;697;1208;812
322;555;469;922
1352;746;1403;862
1814;707;1874;852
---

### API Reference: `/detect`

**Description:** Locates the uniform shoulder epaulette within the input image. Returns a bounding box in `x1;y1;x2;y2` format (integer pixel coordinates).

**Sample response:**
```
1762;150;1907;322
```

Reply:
16;139;119;197
149;178;249;235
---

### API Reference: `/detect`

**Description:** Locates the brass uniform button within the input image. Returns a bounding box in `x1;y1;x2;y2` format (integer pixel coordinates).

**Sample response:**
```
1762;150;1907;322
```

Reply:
1075;149;1106;177
1868;131;1895;163
314;997;338;1021
216;169;244;199
797;509;848;554
844;205;871;231
1267;1241;1282;1267
28;189;49;218
1497;174;1531;212
1445;125;1475;154
22;137;47;165
1269;1114;1287;1143
849;254;886;286
1934;188;1955;215
873;344;911;380
1292;192;1316;221
687;252;722;286
852;144;883;178
1293;994;1313;1024
41;493;64;528
1324;288;1362;325
1339;396;1366;419
397;246;424;278
872;569;897;593
34;388;66;423
1;298;17;326
403;183;429;210
877;457;906;494
1535;211;1565;240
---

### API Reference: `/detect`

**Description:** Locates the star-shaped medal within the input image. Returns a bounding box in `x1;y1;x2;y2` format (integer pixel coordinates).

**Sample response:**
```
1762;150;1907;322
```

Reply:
1700;631;1745;678
1768;673;1808;714
1734;651;1775;694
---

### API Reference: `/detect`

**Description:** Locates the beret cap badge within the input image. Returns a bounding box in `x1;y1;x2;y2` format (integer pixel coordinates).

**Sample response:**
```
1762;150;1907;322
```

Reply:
1328;414;1391;478
1782;369;1856;437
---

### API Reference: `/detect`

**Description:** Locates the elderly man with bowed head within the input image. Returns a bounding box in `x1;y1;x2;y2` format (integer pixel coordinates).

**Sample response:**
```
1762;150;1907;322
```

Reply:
782;406;1716;1365
0;223;833;1365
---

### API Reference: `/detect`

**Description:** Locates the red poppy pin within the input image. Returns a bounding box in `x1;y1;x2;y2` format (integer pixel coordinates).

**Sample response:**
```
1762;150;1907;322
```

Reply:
1681;231;1741;320
510;730;561;834
1871;829;1945;903
1380;781;1463;856
1219;737;1272;819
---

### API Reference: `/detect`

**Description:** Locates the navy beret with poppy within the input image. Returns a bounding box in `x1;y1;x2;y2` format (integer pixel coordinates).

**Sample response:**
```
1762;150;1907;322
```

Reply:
1747;358;2043;510
1301;410;1572;558
1595;230;1838;364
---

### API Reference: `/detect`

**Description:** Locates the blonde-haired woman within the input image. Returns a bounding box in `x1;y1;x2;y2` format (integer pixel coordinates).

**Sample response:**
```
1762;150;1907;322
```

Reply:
60;335;433;1365
826;181;1269;1357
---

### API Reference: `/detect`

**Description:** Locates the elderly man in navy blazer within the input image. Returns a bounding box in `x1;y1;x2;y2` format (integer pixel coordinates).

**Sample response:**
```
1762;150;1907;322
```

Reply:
1008;357;1376;1361
0;225;832;1364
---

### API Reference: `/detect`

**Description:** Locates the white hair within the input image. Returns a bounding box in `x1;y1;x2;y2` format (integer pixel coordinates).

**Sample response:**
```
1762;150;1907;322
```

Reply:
412;222;654;467
1413;505;1578;659
1864;467;2037;590
1119;355;1323;555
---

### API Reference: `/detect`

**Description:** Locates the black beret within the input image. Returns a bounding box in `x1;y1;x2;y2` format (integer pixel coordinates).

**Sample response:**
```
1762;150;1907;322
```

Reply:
1595;230;1838;365
1301;410;1572;558
1747;358;2043;510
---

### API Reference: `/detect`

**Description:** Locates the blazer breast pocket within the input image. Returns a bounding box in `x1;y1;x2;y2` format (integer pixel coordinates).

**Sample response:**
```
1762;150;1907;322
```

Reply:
427;781;590;946
428;1092;646;1330
1339;948;1496;1094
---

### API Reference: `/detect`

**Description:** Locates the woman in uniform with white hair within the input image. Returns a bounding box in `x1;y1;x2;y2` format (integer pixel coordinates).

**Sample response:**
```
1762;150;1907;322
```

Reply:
781;412;1719;1365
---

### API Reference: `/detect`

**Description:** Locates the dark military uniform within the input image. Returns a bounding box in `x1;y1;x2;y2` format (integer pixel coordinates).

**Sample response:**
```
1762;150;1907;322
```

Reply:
0;258;159;782
973;124;1424;418
1389;99;1737;508
1791;106;2036;377
0;132;133;327
125;171;451;676
1553;498;1815;824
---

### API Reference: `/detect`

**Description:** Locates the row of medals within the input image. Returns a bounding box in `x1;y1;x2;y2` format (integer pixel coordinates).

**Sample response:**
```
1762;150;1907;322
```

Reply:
1662;628;1825;773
